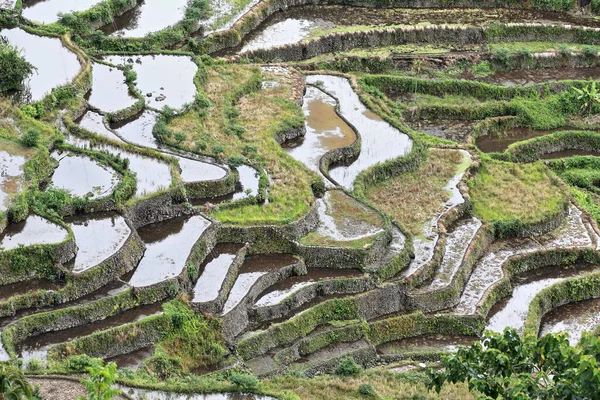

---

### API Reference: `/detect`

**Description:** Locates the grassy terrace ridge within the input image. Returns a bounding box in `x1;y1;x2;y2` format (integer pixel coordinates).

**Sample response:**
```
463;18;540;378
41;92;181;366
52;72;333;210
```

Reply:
469;159;568;229
167;62;317;225
364;148;467;237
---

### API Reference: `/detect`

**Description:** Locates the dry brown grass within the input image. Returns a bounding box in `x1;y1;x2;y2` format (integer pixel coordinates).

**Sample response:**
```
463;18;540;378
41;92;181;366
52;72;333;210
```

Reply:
365;149;465;236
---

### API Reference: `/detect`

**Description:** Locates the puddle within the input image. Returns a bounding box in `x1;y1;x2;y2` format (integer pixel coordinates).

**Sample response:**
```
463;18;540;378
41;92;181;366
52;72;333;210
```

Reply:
233;165;260;199
106;346;154;369
0;28;80;102
65;212;131;274
18;303;163;362
421;217;482;291
76;111;121;141
119;386;275;400
192;243;244;304
0;145;30;211
0;215;68;251
286;86;356;179
49;150;119;198
480;67;600;86
311;191;383;242
254;268;362;308
487;265;597;335
475;127;568;153
540;296;600;345
540;150;600;159
0;279;62;302
86;63;137;113
100;0;188;38
110;110;160;149
67;130;172;197
128;215;211;288
103;55;197;110
376;334;477;355
221;254;296;314
455;206;592;315
22;0;103;24
305;75;412;189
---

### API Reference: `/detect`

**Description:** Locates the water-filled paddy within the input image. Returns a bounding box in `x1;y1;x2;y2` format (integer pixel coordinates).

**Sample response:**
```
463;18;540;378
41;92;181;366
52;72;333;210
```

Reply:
0;28;80;102
49;151;118;198
0;215;68;250
86;63;137;113
541;296;600;345
0;144;31;211
22;0;102;24
192;243;244;304
100;0;188;38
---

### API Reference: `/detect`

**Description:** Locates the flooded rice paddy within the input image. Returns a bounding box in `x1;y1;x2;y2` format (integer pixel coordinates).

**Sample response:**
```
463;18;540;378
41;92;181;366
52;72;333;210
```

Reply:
100;0;188;38
0;144;31;211
49;151;119;198
129;215;211;288
0;28;80;102
475;127;561;153
377;334;478;355
0;215;68;250
86;63;137;113
541;296;600;345
22;0;102;24
192;243;244;304
480;67;600;86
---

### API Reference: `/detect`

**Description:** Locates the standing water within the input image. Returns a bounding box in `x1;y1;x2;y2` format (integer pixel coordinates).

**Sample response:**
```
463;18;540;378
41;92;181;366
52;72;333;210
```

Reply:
22;0;103;24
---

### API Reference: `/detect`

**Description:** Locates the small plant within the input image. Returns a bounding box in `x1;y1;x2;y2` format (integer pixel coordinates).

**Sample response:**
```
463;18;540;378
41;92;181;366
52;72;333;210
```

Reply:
335;356;362;377
358;383;378;398
572;81;600;115
228;373;259;390
78;360;121;400
21;128;40;148
471;61;492;77
558;43;571;56
517;46;531;59
492;47;509;65
0;365;33;399
213;145;225;156
582;45;598;57
25;359;43;372
67;355;96;372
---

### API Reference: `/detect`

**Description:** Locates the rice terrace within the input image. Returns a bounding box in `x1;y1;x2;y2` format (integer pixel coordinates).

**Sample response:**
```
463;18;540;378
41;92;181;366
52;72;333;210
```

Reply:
6;0;600;398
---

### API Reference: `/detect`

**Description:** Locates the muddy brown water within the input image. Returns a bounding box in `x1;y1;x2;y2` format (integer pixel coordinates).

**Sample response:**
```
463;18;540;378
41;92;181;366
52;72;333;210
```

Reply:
99;0;188;38
540;150;600;159
106;346;154;369
128;215;211;288
103;55;197;110
285;86;356;179
376;334;478;355
86;63;137;113
221;254;297;314
192;243;245;304
540;296;600;345
475;127;562;153
0;28;80;102
0;215;68;251
486;265;598;334
0;279;63;302
65;212;131;274
305;75;412;189
254;268;362;308
49;150;118;198
409;120;474;144
22;0;102;24
18;302;163;361
480;67;600;86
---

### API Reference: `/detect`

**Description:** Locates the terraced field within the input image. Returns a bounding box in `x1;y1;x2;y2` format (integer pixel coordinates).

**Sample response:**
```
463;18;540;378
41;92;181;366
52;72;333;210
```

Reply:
4;0;600;398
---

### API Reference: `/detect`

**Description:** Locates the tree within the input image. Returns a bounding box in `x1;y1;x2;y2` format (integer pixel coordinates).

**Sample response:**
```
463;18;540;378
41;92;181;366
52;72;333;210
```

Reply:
572;81;600;116
78;361;121;400
427;328;600;400
0;364;34;400
0;37;34;93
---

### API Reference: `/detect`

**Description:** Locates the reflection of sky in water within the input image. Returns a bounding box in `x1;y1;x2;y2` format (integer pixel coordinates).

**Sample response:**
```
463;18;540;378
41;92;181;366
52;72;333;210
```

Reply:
22;0;102;24
105;0;188;38
241;19;319;52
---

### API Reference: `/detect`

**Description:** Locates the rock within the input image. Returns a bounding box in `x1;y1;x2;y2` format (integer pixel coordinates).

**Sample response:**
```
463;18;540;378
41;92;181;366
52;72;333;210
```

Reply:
146;93;152;97
155;94;166;102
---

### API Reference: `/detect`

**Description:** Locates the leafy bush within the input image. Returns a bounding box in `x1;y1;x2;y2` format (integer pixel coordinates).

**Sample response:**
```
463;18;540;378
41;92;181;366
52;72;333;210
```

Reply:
428;329;600;400
21;128;40;148
78;360;121;400
492;47;509;65
1;364;33;399
229;373;259;390
593;0;600;14
335;356;362;377
67;354;96;372
358;383;378;398
0;38;34;93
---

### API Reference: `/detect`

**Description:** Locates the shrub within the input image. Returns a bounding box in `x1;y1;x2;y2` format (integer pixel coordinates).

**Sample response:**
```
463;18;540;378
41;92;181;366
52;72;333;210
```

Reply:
492;47;509;65
21;128;40;148
67;354;96;372
227;156;246;168
78;360;121;400
335;356;362;377
0;38;35;93
358;383;378;398
229;373;259;390
582;45;598;57
593;0;600;14
0;364;34;399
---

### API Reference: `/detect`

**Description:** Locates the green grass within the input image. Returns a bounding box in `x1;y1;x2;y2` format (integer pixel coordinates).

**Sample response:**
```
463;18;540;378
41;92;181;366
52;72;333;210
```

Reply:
469;159;567;225
487;42;600;54
364;149;468;236
305;22;453;41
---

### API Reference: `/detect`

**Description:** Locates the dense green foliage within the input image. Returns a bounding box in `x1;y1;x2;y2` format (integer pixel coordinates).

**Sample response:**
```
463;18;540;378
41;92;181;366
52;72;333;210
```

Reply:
0;364;33;400
78;360;121;400
428;329;600;400
0;39;34;93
